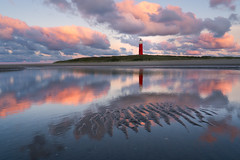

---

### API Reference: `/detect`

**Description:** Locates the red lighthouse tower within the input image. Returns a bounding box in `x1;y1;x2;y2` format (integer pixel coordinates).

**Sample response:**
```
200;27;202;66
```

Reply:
139;38;143;55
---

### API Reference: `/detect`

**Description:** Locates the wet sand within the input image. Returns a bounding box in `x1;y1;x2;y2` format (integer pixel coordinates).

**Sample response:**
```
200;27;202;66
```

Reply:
0;59;240;71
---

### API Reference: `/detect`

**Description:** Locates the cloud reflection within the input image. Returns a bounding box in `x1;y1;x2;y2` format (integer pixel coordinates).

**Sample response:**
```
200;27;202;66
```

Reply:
0;69;111;117
21;134;64;160
48;89;230;141
201;116;240;143
0;68;239;119
49;102;217;140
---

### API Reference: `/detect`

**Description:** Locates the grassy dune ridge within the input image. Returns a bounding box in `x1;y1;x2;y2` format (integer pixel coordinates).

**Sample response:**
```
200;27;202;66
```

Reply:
54;55;240;63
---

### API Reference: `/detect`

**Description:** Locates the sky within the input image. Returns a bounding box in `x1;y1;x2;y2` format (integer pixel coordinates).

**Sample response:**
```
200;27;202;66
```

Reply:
0;0;240;62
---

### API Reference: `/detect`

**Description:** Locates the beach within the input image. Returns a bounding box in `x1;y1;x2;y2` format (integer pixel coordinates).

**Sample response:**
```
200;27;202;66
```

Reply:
0;59;240;71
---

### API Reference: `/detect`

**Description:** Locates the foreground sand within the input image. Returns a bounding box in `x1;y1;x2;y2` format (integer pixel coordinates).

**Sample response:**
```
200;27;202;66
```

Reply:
0;59;240;71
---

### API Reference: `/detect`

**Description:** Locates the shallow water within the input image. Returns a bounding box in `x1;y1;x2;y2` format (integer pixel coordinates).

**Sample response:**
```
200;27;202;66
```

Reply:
0;67;240;160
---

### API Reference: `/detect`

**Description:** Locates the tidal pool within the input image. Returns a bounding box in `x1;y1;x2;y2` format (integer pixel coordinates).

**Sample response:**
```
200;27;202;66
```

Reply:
0;67;240;160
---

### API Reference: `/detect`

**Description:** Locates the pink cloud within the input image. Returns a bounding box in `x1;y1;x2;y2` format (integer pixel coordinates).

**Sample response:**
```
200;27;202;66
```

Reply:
0;27;13;40
179;33;240;56
0;14;110;50
196;33;240;51
0;15;28;31
156;41;177;51
210;0;236;10
116;0;203;36
0;14;28;39
186;50;201;55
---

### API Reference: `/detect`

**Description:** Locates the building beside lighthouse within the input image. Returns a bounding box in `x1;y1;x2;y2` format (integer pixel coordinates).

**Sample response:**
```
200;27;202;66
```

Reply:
139;38;143;55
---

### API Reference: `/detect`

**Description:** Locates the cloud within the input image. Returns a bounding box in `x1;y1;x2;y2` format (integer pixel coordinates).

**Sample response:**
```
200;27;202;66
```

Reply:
204;17;231;37
0;14;110;50
119;33;240;56
44;0;232;38
185;50;201;55
120;35;178;52
209;0;237;10
0;80;111;117
176;33;240;55
72;0;116;16
116;1;204;36
201;116;240;143
150;9;182;22
0;14;113;62
72;0;145;34
44;0;74;13
120;35;139;47
0;40;121;62
154;41;178;51
196;33;240;51
229;14;240;24
34;51;52;57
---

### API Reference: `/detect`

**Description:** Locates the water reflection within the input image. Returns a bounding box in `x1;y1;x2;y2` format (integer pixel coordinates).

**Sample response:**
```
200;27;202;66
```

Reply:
0;68;239;118
139;69;143;91
48;88;230;141
50;103;216;140
1;67;240;160
21;134;64;160
201;116;240;143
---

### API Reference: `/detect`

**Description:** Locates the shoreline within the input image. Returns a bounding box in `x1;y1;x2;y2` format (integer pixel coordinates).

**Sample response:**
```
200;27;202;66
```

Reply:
0;59;240;71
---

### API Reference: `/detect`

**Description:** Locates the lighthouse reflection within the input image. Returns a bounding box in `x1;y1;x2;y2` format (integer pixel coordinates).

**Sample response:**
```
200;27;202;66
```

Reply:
139;69;143;91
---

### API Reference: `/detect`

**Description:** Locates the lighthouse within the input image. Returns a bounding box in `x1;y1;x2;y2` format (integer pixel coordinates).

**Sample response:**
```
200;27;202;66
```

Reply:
139;38;143;55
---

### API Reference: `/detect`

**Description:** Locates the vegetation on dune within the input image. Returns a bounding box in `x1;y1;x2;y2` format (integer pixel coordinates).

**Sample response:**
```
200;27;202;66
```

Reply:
54;55;240;63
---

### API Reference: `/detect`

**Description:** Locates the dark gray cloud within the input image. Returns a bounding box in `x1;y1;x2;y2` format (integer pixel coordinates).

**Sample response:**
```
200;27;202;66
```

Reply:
44;0;74;13
229;14;240;24
119;47;133;55
120;35;139;47
72;0;116;16
73;0;145;34
203;17;231;37
203;90;229;105
0;32;121;62
0;38;122;62
151;9;182;22
209;0;236;10
0;38;62;62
